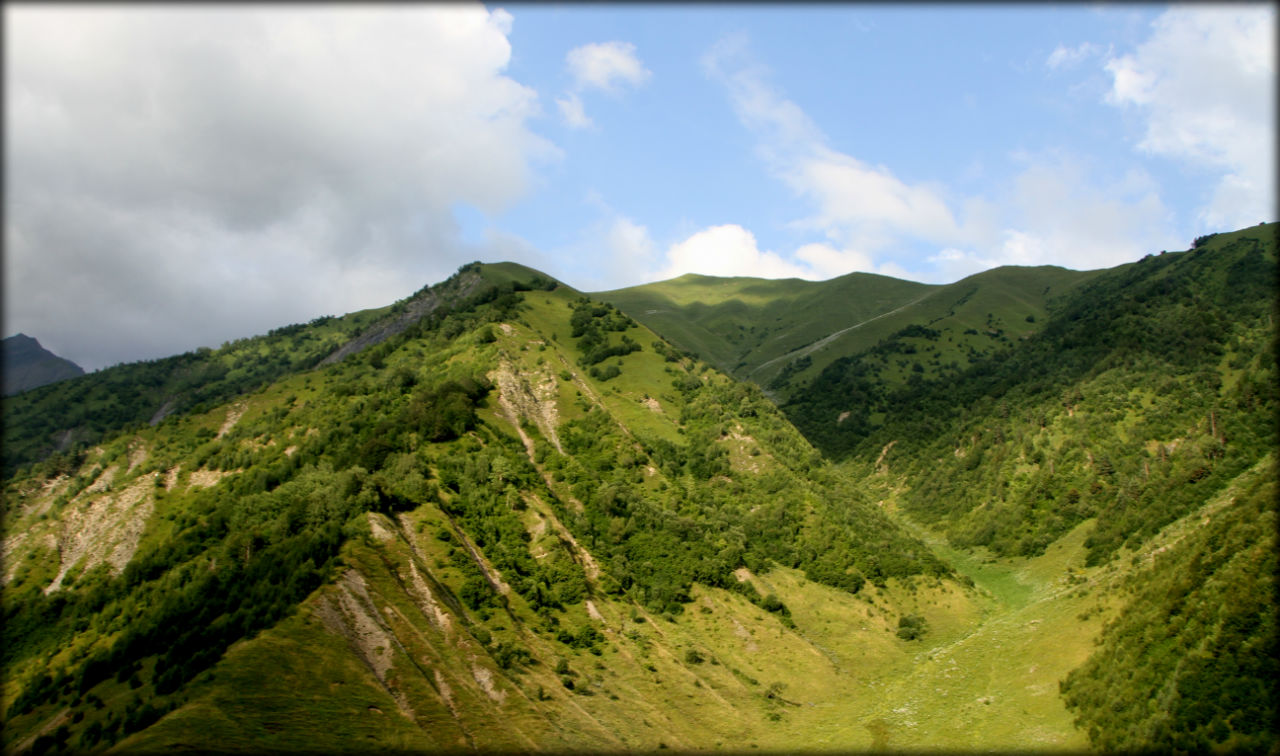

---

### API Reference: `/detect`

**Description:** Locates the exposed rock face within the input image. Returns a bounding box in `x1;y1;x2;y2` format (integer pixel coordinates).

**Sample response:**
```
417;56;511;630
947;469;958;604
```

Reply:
489;352;562;454
3;334;84;396
319;271;487;366
43;469;157;593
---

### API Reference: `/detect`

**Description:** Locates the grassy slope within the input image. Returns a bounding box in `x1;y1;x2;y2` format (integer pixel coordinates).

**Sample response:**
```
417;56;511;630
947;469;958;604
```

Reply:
858;453;1275;750
600;265;1097;397
599;271;930;388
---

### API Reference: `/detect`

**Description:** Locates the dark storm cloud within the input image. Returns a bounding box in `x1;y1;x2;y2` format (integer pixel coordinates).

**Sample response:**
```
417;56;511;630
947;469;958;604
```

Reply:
5;4;554;370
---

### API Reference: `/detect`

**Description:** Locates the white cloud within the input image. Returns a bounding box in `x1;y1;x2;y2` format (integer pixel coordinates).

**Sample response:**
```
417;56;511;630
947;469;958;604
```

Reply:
556;41;649;129
566;41;651;93
609;217;659;262
790;148;962;248
916;152;1180;283
647;224;895;284
6;4;554;370
688;33;1209;287
701;35;966;259
656;225;814;281
793;243;875;280
556;91;593;129
701;34;823;158
1046;41;1104;70
603;217;661;285
1104;6;1276;229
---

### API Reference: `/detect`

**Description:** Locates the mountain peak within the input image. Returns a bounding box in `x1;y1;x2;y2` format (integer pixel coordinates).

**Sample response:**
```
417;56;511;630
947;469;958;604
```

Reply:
3;333;85;395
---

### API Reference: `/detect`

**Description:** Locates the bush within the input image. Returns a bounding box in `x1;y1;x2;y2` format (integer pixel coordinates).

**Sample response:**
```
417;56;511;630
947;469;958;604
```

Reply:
896;614;928;641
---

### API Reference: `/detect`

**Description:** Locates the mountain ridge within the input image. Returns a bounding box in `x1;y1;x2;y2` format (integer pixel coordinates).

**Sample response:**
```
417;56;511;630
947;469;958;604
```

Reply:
598;262;1100;397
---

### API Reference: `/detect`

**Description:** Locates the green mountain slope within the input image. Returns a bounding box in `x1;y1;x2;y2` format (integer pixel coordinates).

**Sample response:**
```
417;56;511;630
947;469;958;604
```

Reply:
844;224;1278;751
600;265;1097;399
814;225;1276;555
1061;455;1276;753
2;264;956;753
598;271;930;385
0;263;528;479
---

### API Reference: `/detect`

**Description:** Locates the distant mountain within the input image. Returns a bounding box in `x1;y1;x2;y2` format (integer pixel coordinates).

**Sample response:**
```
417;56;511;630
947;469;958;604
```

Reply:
598;265;1097;399
2;334;84;396
598;271;929;387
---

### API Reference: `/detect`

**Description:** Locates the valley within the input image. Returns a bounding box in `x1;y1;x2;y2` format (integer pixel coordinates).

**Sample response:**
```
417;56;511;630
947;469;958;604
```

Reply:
1;226;1275;754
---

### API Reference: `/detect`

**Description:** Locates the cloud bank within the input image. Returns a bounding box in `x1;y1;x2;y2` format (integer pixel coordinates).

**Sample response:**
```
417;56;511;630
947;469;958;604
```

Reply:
6;4;551;369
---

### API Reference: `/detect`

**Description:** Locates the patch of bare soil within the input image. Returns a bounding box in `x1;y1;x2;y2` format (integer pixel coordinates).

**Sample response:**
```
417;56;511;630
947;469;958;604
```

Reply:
44;473;157;593
874;440;897;474
216;402;247;439
721;425;770;473
407;561;453;632
434;669;458;715
394;514;455;633
317;570;418;720
126;439;148;472
85;465;118;494
489;356;562;455
187;469;231;489
367;512;396;542
470;661;507;704
731;617;759;652
2;532;30;585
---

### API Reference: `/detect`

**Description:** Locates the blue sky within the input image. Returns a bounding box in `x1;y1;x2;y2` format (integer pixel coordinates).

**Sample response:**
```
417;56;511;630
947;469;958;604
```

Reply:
5;3;1275;369
491;4;1271;288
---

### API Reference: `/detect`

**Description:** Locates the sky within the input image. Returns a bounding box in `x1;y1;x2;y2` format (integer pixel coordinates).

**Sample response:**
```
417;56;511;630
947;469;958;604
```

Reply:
4;3;1275;371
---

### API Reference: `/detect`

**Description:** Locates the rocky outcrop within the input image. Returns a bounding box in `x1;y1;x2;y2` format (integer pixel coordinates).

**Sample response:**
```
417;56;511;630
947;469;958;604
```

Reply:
319;271;487;366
